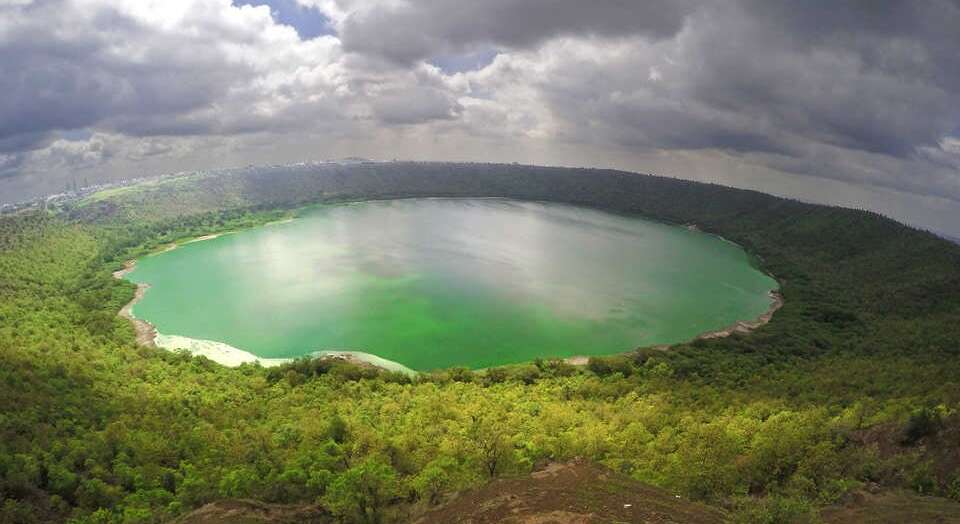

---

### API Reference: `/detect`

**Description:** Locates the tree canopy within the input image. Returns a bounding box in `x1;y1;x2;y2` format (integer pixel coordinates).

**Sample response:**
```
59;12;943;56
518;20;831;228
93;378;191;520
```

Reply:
2;163;959;523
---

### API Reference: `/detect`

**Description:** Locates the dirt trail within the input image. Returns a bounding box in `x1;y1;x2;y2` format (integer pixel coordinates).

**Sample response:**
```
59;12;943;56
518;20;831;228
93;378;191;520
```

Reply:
175;500;332;524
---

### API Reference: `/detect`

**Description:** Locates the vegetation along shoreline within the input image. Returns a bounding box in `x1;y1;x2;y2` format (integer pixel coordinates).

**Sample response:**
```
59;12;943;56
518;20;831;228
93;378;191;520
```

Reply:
111;198;783;371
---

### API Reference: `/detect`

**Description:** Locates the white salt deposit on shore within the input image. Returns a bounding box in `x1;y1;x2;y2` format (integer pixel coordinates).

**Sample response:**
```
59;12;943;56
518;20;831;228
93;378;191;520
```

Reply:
312;350;416;375
153;335;418;374
155;334;292;367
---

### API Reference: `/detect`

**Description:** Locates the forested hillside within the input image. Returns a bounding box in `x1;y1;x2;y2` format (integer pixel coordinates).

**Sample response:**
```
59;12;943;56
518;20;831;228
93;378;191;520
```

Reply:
3;163;960;523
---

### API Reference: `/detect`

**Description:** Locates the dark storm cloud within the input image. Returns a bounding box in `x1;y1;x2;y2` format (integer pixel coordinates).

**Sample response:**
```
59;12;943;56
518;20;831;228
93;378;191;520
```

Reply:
0;132;54;155
336;0;696;65
0;0;353;158
0;1;252;148
1;0;959;213
330;0;959;166
472;0;959;200
682;0;960;158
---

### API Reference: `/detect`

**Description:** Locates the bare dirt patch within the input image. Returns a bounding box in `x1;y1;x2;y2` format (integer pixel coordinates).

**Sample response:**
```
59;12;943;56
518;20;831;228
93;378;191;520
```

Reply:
414;458;725;524
174;499;332;524
820;489;960;524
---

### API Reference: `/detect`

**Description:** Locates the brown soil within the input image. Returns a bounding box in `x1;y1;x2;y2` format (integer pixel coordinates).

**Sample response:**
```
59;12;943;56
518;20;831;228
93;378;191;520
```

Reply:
173;499;332;524
414;458;726;524
817;415;960;523
849;415;960;493
821;489;960;523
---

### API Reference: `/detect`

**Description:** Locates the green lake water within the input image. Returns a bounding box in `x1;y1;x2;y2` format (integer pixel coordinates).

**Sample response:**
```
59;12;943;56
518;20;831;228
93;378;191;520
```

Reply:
128;198;777;370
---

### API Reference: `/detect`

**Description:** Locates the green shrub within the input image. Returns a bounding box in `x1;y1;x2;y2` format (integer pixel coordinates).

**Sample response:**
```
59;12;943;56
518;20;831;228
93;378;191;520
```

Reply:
947;476;960;502
902;407;943;445
586;356;633;377
323;458;400;524
732;495;817;524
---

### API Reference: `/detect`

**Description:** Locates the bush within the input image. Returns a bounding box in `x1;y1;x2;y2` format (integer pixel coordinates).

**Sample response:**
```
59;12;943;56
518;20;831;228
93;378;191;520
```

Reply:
481;367;509;385
323;458;400;523
732;495;817;524
947;476;960;502
532;358;577;378
412;457;460;505
901;407;943;445
511;364;541;385
447;367;475;383
586;356;633;377
907;461;937;495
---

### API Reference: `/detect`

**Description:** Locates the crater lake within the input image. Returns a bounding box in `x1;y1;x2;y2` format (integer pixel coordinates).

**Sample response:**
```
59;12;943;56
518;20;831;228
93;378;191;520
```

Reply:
126;198;778;370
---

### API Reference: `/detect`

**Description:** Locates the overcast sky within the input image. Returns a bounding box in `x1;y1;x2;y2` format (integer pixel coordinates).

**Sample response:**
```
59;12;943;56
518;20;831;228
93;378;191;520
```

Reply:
2;0;959;236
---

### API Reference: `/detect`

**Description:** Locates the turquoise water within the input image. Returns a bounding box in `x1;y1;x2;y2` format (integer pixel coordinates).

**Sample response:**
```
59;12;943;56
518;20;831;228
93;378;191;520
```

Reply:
128;198;777;370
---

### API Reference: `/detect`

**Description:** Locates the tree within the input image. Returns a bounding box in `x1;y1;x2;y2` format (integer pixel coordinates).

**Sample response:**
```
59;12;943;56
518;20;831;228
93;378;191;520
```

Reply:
323;458;399;524
467;406;516;478
412;457;460;505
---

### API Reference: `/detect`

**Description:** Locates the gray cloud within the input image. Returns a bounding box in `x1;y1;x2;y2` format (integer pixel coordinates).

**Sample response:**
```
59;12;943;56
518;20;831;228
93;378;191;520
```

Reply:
0;2;238;143
1;0;959;233
685;1;960;157
334;0;696;64
0;0;350;152
446;1;960;200
370;86;461;125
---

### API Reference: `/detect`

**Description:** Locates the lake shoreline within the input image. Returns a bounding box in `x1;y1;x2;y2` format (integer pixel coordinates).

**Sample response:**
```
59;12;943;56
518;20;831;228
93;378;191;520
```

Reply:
563;288;784;366
119;283;782;374
114;202;782;374
112;231;235;347
111;231;242;355
114;248;416;373
114;261;157;348
696;289;784;340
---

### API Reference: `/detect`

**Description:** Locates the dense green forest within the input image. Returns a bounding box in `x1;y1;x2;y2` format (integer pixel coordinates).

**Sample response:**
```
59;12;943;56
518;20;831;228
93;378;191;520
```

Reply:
2;163;960;523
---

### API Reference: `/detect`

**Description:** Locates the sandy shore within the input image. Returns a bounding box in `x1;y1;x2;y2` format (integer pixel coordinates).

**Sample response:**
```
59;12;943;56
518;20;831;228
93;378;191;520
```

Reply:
150;335;419;373
110;227;420;373
113;256;292;367
184;233;226;244
145;231;230;255
113;253;413;372
155;334;292;367
112;232;229;348
111;259;137;279
313;350;416;375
